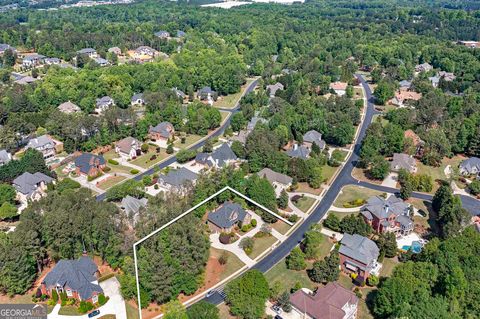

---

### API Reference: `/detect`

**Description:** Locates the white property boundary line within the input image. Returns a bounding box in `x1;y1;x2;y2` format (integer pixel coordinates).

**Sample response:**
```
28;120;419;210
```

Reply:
132;186;293;319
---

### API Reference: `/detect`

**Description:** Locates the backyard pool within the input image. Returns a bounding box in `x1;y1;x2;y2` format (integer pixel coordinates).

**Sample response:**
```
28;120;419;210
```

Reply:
402;240;422;253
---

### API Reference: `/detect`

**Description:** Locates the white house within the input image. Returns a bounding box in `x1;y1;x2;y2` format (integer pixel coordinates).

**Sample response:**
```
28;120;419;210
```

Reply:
95;96;114;114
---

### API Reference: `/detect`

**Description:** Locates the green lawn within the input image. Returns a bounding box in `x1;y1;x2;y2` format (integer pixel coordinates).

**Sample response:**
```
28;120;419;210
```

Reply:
130;146;170;169
210;247;245;281
416;155;465;192
271;219;293;235
220;110;230;123
250;235;278;259
334;185;384;208
107;164;134;175
58;306;82;316
265;258;315;293
125;302;139;319
329;210;359;221
372;114;389;127
97;175;127;190
173;134;203;150
337;273;355;290
213;78;255;109
380;257;399;278
294;182;323;195
322;164;339;183
293;196;316;213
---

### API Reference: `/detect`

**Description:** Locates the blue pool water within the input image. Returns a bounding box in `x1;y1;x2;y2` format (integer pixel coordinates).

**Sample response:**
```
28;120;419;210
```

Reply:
402;241;422;253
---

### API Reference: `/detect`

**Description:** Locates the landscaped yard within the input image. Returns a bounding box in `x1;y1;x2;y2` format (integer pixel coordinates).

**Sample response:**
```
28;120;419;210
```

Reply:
212;78;255;109
293;196;316;213
97;175;127;190
322;164;339;184
265;259;315;293
294;182;323;195
210;248;245;281
249;235;278;259
328;210;359;221
173;134;203;150
334;185;384;208
130;146;170;169
58;305;82;316
271;219;293;235
416;155;466;192
380;257;399;277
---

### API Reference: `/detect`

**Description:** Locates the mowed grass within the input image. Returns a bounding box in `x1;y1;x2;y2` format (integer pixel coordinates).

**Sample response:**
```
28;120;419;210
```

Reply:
293;196;316;213
58;306;82;316
220;110;230;123
271;219;293;235
125;302;139;319
173;134;203;150
416;155;466;192
295;182;323;195
380;257;399;278
265;259;315;293
97;175;127;190
130;147;170;169
328;210;360;221
249;235;278;260
322;164;339;184
210;247;245;281
213;78;255;109
334;185;384;208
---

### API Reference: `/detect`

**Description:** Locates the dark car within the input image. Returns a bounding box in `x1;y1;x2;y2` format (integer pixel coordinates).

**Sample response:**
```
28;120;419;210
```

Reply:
88;310;100;318
274;315;283;319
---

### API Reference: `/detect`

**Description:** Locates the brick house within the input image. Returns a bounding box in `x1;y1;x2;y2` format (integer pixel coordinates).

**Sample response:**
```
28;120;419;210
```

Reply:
338;234;380;282
74;153;106;177
207;202;251;233
148;122;175;141
40;256;103;303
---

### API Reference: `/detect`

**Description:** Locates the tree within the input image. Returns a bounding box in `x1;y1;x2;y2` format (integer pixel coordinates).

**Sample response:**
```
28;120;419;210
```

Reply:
422;129;451;167
203;139;214;153
376;232;397;258
230;113;246;132
176;149;197;163
400;177;413;199
277;291;292;312
186;301;219;319
0;202;18;220
106;179;145;201
246;175;277;222
432;184;452;213
164;300;188;319
368;156;389;180
2;49;16;67
308;251;340;283
239;237;254;254
231;140;246;159
323;213;341;232
0;184;16;204
225;270;270;319
374;80;395;105
468;180;480;196
303;229;324;259
166;143;174;154
339;214;372;237
277;189;289;209
286;247;306;270
55;178;81;194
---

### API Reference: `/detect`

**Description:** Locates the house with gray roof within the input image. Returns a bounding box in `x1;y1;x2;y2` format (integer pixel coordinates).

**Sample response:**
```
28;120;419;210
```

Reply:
172;87;187;101
115;137;141;160
95;96;114;114
44;57;61;65
303;130;326;151
93;57;109;67
40;256;103;303
74;153;106;177
58;101;81;114
246;116;267;132
157;167;198;193
459;157;480;176
399;80;412;90
339;233;380;281
176;30;186;38
148;122;175;141
77;48;97;58
197;86;216;105
12;172;53;202
0;149;12;166
0;43;15;55
195;143;238;169
26;135;63;160
121;195;148;224
131;93;144;106
390;153;417;173
286;144;310;159
361;195;413;236
22;54;45;67
414;62;433;73
207;202;251;233
154;30;170;39
257;168;292;193
266;82;284;98
14;75;38;85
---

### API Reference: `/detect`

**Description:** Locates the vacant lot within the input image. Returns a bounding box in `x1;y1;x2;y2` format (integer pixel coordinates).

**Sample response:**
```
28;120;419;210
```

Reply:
334;185;384;208
213;78;255;109
416;155;466;192
173;134;203;150
130;146;169;169
97;175;127;190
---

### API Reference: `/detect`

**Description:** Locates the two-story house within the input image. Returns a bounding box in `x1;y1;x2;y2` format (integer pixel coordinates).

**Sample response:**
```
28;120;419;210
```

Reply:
12;171;54;202
207;202;251;233
157;167;198;194
338;233;380;282
148;122;175;142
195;143;238;170
303;130;326;151
115;137;141;160
74;153;106;177
26;135;64;161
95;96;114;114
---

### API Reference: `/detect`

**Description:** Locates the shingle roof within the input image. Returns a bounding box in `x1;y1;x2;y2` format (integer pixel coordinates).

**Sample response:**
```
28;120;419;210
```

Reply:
13;172;53;195
303;130;326;149
23;54;45;62
26;135;55;150
154;30;170;38
0;43;15;52
176;30;186;38
96;96;114;107
131;93;144;102
257;168;292;186
390;153;416;172
77;48;96;54
460;157;480;174
0;149;11;165
58;101;81;114
361;195;410;220
339;234;379;268
198;86;215;95
42;256;103;300
116;137;140;154
399;80;412;89
266;82;284;96
149;122;174;138
121;195;148;215
286;144;310;159
195;143;238;168
158;167;198;188
208;202;248;229
74;153;106;175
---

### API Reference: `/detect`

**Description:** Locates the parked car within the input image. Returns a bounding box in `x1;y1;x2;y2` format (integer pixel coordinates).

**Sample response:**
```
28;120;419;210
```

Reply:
272;305;282;314
274;315;283;319
88;310;100;318
206;290;215;298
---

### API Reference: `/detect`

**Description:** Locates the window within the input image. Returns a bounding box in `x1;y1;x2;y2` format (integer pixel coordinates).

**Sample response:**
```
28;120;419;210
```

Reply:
92;294;98;304
66;289;73;297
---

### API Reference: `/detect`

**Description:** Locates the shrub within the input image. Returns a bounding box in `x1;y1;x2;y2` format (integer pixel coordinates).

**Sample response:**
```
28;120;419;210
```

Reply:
51;289;58;303
251;219;257;227
166;143;174;154
103;166;111;172
241;224;252;232
98;294;107;306
367;275;379;287
154;184;159;190
130;169;139;174
176;149;197;163
78;301;94;314
141;144;149;153
108;159;119;165
286;247;306;270
181;136;186;144
469;180;480;196
219;233;232;245
149;155;157;161
218;252;229;265
288;214;299;223
239;237;254;254
322;213;341;231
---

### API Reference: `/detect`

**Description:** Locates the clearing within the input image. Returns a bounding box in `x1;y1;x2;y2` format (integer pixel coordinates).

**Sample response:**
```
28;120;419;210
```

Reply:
334;185;384;208
212;78;255;109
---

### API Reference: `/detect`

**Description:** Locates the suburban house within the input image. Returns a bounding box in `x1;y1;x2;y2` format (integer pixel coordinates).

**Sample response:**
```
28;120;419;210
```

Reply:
58;101;81;114
40;256;103;303
133;46;158;57
399;80;412;91
338;233;380;281
414;62;433;73
44;57;60;65
121;195;148;224
207;202;252;233
246;116;267;132
13;172;53;202
329;82;348;96
290;283;359;319
157;167;198;193
131;93;144;106
197;86;216;105
257;168;292;193
176;30;186;38
22;54;45;67
438;71;456;82
286;144;311;159
14;75;38;85
459;157;480;176
93;57;109;67
115;137;141;160
172;87;188;102
195;143;238;169
74;153;106;177
390;90;422;107
26;135;64;161
390;153;417;173
303;130;326;151
0;43;15;55
0;149;12;166
404;129;424;156
457;40;480;48
95;96;114;114
148;122;175;141
154;30;170;39
361;195;414;236
108;47;122;55
266;82;284;98
77;48;97;58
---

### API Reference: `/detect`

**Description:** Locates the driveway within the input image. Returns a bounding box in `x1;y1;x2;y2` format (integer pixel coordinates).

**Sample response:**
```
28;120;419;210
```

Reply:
381;172;398;188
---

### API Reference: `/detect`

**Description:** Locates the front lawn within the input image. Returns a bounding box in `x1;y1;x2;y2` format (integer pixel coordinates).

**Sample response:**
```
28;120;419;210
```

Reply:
130;146;170;169
173;134;203;150
213;78;255;109
97;175;127;190
210;247;245;281
249;234;278;259
329;210;360;221
271;219;293;235
293;196;316;213
58;306;82;316
334;185;384;208
265;259;315;293
322;164;339;184
416;155;466;192
294;182;323;195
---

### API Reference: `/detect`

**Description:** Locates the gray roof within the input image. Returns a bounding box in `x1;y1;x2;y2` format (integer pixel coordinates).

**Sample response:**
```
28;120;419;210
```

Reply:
361;195;410;220
131;93;144;103
42;256;103;300
13;172;53;195
195;143;238;168
74;153;106;175
339;234;379;268
176;30;186;38
0;149;12;165
23;54;45;62
303;130;326;149
44;57;60;64
158;167;198;188
0;43;15;52
397;214;413;227
247;116;267;132
266;82;284;96
93;57;108;65
286;144;310;159
198;86;215;95
26;135;55;150
77;48;96;54
149;122;174;138
460;157;480;174
208;202;249;229
154;30;170;38
14;76;38;85
172;87;186;98
390;153;416;172
257;168;292;186
399;80;411;89
96;96;114;107
58;101;81;113
121;195;148;215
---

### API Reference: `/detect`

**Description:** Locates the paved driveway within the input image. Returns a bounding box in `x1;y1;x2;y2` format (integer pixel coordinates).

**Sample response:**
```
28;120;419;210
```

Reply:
381;172;398;188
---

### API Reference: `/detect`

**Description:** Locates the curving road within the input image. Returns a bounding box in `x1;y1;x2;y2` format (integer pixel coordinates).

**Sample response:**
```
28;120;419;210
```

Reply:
204;74;480;305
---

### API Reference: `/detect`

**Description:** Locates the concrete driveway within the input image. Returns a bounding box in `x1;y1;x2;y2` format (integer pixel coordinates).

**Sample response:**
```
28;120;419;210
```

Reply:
381;172;398;188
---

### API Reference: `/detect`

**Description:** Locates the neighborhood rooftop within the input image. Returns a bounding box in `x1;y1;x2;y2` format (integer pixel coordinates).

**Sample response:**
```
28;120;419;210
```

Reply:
13;172;53;195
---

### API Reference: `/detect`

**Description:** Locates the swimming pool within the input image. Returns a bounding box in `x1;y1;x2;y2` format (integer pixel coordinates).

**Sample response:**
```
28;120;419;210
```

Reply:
401;240;422;253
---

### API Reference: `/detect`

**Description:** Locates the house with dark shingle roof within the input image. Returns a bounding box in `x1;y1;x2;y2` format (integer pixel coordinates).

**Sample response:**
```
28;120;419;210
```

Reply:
13;172;54;202
131;93;144;106
121;195;148;224
77;48;97;58
361;195;413;236
459;157;480;176
286;144;310;159
22;54;45;67
148;122;175;141
339;233;380;281
0;149;12;166
0;43;15;55
257;168;292;192
390;153;417;173
74;153;106;177
176;30;186;38
303;130;326;151
290;283;359;319
197;86;216;105
207;202;251;233
154;30;170;39
157;167;198;193
195;143;238;169
40;256;103;303
26;135;64;160
266;82;284;98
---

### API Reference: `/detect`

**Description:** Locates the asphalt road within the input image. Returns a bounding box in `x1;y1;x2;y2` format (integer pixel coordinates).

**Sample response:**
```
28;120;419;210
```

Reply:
203;74;480;305
95;79;259;201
